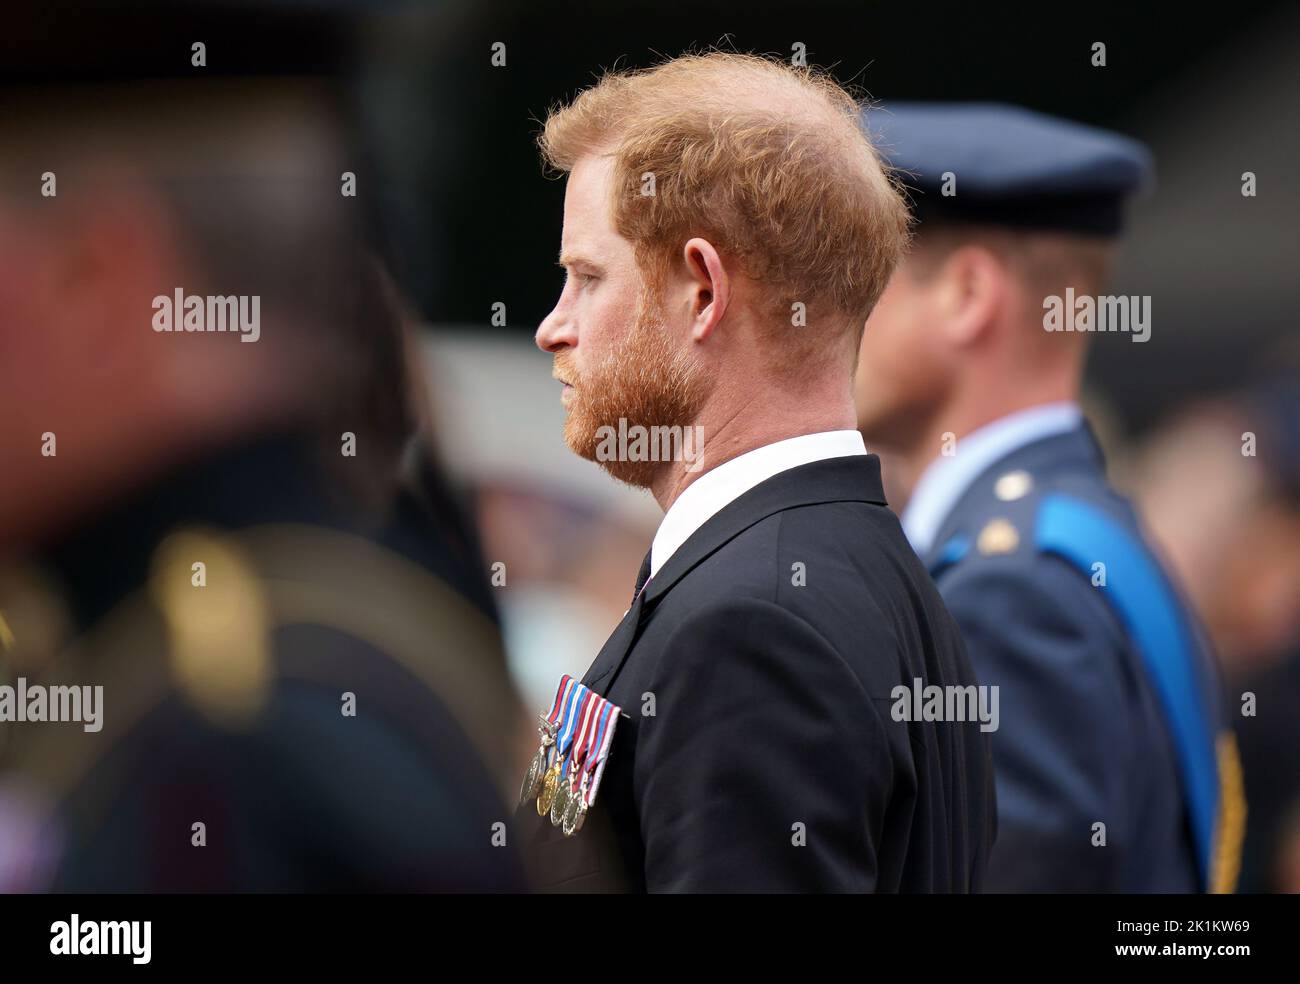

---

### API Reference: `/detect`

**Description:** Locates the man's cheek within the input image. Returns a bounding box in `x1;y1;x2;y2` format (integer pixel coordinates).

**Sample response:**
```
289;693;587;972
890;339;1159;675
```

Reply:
589;297;620;340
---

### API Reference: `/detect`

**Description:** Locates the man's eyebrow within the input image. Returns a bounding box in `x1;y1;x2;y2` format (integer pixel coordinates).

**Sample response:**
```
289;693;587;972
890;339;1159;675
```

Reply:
558;252;604;272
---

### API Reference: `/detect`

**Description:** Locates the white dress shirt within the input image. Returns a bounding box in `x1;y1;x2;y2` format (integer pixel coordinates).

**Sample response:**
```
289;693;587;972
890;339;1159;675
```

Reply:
901;401;1083;555
650;429;867;577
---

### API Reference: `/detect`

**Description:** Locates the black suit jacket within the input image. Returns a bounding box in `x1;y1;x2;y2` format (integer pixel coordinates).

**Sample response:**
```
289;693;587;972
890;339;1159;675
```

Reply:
521;454;994;892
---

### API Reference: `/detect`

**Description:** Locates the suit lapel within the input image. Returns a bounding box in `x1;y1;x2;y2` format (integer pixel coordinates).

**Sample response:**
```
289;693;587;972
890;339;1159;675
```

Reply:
582;454;887;693
582;588;648;690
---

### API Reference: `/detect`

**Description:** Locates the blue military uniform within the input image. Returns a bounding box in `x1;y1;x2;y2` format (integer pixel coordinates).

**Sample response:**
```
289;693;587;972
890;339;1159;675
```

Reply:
926;425;1243;890
861;104;1244;892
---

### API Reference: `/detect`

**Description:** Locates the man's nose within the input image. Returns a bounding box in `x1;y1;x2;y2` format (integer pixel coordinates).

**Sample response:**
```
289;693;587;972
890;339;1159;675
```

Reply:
535;303;576;354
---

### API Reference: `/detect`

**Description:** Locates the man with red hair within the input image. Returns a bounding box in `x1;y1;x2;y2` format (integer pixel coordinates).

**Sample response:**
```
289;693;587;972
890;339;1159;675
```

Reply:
519;53;995;893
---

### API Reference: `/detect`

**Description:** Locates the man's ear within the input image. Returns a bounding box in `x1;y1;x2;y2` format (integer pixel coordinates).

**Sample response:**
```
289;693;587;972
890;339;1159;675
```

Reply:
937;244;1007;349
682;237;730;343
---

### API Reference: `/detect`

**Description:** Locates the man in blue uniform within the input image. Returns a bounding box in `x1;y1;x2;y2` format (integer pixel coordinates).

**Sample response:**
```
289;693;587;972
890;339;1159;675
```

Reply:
855;103;1244;892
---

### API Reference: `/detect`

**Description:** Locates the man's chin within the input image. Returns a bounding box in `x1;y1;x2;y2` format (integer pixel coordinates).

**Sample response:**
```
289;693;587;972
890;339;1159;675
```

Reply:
857;408;927;459
563;415;660;490
594;456;660;490
856;397;909;449
855;414;886;449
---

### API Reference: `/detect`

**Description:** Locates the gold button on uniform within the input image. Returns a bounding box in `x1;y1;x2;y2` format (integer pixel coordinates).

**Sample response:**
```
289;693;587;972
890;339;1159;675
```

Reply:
977;518;1020;555
994;470;1034;502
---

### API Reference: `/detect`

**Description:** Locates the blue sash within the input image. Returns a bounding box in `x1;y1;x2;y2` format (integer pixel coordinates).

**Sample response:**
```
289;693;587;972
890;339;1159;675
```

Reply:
1036;493;1218;888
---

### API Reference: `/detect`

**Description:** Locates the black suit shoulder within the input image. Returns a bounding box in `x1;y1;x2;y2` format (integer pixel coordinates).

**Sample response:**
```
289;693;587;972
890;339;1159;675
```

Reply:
629;592;891;891
601;464;993;892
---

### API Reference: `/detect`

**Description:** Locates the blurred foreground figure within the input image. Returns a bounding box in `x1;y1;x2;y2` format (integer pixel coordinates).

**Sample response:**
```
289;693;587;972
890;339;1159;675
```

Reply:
0;72;525;890
856;104;1242;892
519;54;994;892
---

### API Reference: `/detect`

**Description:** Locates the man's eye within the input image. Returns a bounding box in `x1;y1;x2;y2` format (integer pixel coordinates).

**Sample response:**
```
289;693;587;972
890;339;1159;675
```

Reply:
572;272;598;288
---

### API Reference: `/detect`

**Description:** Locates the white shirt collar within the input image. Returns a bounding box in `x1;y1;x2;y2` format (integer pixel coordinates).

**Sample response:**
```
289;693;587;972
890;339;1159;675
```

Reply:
902;401;1083;555
650;429;867;577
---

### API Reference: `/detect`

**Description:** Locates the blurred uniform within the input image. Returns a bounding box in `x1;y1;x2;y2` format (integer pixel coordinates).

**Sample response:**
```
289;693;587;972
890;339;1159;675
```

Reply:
0;433;527;891
0;6;528;891
1214;380;1300;891
862;104;1244;891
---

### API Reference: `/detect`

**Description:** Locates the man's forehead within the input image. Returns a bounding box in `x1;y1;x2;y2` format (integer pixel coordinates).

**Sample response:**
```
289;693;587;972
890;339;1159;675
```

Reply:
560;155;622;257
563;158;612;218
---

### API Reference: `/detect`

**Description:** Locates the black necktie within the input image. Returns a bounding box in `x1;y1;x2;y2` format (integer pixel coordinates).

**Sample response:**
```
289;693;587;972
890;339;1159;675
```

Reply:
631;550;652;606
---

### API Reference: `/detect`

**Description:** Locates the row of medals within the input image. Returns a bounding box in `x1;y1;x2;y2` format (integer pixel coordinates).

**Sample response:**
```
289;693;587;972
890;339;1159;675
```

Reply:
519;715;589;837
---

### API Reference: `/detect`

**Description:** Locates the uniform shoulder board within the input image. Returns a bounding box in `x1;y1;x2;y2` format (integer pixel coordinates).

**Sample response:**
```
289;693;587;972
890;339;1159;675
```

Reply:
930;469;1041;577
